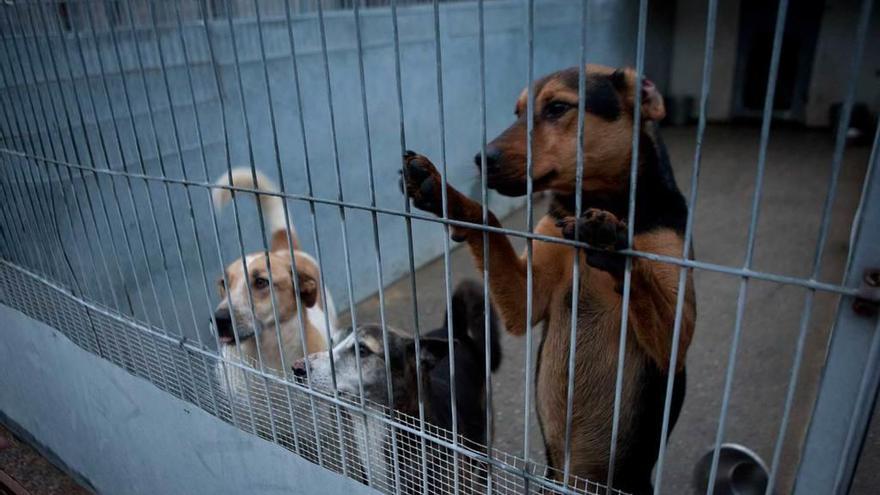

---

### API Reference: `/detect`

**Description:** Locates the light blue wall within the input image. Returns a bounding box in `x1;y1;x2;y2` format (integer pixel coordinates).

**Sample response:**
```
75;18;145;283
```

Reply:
0;0;640;341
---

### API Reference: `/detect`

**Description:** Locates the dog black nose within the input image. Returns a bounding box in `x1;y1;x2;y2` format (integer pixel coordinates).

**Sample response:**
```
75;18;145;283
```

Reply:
213;308;234;342
474;145;502;173
292;359;307;378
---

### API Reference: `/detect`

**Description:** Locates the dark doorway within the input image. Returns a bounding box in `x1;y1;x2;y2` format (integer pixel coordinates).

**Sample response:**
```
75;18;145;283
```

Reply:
732;0;824;122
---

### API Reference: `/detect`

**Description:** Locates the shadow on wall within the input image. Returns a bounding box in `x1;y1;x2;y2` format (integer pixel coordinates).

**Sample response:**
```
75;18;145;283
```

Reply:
3;0;648;342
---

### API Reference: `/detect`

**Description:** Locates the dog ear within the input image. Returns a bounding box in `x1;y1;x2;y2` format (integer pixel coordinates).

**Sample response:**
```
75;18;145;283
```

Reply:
613;68;665;122
297;271;318;308
271;228;300;254
416;337;450;371
640;78;665;121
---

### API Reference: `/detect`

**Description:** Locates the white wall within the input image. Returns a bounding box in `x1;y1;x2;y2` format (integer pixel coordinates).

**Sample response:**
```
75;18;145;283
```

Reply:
804;0;880;127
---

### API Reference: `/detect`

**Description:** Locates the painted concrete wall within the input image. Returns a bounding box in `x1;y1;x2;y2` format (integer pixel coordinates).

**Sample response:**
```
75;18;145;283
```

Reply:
0;303;379;495
668;0;742;122
804;0;880;126
0;0;642;342
668;0;880;125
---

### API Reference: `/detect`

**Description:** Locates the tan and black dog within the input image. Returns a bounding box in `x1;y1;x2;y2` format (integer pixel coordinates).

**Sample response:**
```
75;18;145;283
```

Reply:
401;64;695;494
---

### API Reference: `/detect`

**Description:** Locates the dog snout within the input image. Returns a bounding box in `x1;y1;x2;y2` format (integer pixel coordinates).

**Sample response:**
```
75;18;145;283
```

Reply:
473;145;503;173
213;308;234;344
292;358;308;378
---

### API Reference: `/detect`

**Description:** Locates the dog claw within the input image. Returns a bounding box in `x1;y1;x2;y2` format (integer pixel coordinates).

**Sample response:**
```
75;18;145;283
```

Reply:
401;151;443;216
559;208;627;250
559;208;628;277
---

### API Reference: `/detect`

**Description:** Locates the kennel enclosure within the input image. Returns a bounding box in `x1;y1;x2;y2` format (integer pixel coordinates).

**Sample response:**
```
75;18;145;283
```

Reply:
1;0;879;494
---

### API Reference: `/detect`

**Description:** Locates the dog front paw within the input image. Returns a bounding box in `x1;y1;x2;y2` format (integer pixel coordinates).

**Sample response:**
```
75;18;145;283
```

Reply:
557;208;628;277
400;151;443;216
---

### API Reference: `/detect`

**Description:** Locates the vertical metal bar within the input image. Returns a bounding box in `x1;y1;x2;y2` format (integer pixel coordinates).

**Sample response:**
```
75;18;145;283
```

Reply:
795;119;879;495
75;1;180;374
0;10;67;282
65;0;189;392
62;0;159;380
713;0;872;491
793;0;876;490
476;0;494;491
0;159;31;265
140;0;232;414
697;0;780;488
141;0;246;413
561;0;589;487
607;0;650;489
30;0;129;326
275;0;329;465
19;3;110;315
0;166;31;265
522;1;535;488
0;6;82;293
683;0;783;491
66;1;162;333
10;3;108;368
429;1;461;492
810;0;873;277
350;0;385;483
651;0;742;492
388;0;421;491
198;0;262;435
216;0;283;444
0;64;52;278
231;0;305;450
0;157;43;274
134;0;209;346
175;0;249;437
54;0;151;322
315;0;389;476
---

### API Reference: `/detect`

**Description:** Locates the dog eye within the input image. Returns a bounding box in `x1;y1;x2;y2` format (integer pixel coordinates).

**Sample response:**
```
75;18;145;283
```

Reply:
356;342;372;357
253;277;269;290
543;101;573;120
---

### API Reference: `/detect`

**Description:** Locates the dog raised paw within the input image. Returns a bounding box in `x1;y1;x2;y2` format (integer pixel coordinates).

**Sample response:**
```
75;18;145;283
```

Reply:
556;208;628;277
400;150;444;216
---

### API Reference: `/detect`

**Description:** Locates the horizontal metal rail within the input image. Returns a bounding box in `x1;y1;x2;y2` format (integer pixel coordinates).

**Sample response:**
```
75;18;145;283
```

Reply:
1;146;865;300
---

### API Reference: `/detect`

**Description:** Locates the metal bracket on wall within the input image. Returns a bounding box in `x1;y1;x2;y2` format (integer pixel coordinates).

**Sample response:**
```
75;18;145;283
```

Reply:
853;268;880;317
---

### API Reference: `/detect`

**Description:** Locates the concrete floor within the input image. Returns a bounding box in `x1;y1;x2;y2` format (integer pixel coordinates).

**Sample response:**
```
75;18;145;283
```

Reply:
343;124;875;494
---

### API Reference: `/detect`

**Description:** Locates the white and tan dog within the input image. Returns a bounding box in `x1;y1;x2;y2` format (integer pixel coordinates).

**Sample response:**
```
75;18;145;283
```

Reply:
211;168;338;391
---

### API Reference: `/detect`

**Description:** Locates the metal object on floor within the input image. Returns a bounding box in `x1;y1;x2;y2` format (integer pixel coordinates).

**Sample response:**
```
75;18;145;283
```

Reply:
693;444;770;495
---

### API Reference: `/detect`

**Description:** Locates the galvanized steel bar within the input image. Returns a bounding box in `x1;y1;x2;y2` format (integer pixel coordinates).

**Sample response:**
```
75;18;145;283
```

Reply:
248;0;317;457
3;145;867;303
200;0;264;435
607;0;650;488
561;0;589;487
428;0;462;492
389;0;425;491
476;0;494;492
522;1;536;487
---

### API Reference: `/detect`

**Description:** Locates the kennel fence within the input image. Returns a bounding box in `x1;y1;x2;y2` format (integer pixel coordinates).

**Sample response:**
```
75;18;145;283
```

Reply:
0;0;878;494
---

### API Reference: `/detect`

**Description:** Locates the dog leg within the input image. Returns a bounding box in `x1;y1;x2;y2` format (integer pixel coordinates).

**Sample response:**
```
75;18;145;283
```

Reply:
401;151;553;335
558;209;695;371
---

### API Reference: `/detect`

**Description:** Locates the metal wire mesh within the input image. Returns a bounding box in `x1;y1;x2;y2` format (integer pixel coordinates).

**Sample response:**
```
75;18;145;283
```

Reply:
0;0;878;494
